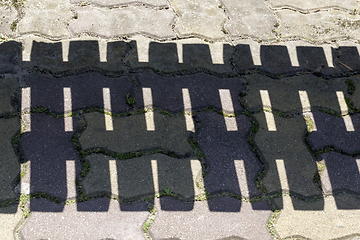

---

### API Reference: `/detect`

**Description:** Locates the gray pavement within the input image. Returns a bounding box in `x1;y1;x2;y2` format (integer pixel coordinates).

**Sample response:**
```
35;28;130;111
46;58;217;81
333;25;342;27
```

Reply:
1;0;360;239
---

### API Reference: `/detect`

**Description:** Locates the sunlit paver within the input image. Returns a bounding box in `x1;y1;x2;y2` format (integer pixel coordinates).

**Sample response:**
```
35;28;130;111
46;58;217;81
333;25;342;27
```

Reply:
274;159;360;239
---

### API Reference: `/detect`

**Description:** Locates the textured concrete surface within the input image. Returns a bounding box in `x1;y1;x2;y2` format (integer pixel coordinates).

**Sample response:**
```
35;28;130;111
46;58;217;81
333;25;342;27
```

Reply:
20;198;149;240
149;197;272;240
2;0;360;239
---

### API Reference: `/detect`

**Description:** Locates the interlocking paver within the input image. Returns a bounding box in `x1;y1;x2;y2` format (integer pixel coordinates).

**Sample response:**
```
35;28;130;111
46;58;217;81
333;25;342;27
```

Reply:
276;10;360;41
0;205;24;240
17;0;72;39
70;0;169;7
69;6;176;39
19;114;81;211
242;74;347;114
169;0;226;39
26;72;133;113
274;194;360;239
195;112;263;200
308;112;360;154
79;112;193;156
20;198;149;239
253;112;322;209
133;72;244;113
80;153;200;202
0;2;17;37
149;196;272;240
222;0;277;39
268;0;360;11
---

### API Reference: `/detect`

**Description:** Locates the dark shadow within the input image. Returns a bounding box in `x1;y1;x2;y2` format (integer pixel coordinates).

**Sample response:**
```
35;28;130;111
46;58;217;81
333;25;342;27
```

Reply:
19;114;81;212
13;39;360;215
297;46;337;76
196;112;266;211
0;41;22;74
332;46;360;73
260;45;294;76
232;44;255;74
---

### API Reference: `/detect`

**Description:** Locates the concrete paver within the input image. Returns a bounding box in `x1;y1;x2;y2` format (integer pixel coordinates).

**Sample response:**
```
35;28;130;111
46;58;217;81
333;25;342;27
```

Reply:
80;153;201;202
17;0;72;39
223;0;277;39
276;10;360;41
253;112;323;209
268;0;360;11
149;196;272;240
0;3;17;37
195;112;263;199
169;0;226;39
133;72;244;113
19;114;81;210
20;198;149;240
69;6;176;39
242;74;347;114
79;112;193;156
0;204;24;240
70;0;169;7
308;112;360;154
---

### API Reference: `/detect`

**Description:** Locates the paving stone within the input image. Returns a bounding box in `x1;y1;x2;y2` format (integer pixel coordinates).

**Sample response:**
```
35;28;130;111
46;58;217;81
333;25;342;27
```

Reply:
70;0;169;7
20;198;149;239
195;112;263;202
79;112;193;156
17;0;72;38
19;114;81;211
0;117;20;204
169;0;226;39
242;74;347;114
26;72;133;114
308;112;360;154
268;0;359;11
0;76;19;115
126;41;235;73
253;113;323;209
0;204;23;239
0;41;21;74
69;6;176;39
149;196;272;240
133;72;244;113
81;153;199;202
276;10;360;41
222;0;277;39
275;194;360;239
0;3;18;37
319;152;360;197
